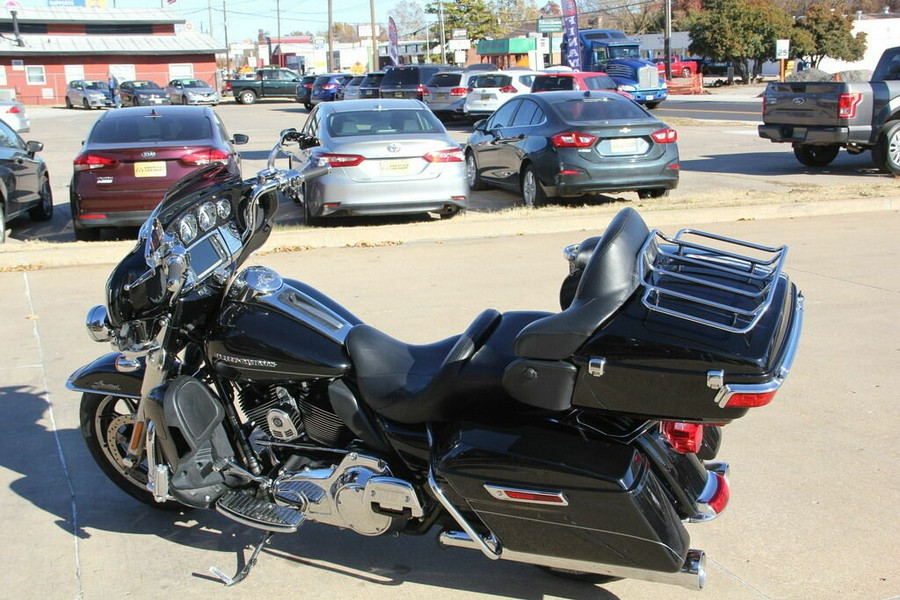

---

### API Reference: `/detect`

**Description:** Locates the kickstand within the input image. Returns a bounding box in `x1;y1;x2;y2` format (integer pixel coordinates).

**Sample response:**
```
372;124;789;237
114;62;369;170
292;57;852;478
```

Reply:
209;531;274;586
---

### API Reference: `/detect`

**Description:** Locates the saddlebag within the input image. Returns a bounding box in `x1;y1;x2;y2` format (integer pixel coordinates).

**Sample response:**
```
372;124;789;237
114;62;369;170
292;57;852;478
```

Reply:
433;421;690;573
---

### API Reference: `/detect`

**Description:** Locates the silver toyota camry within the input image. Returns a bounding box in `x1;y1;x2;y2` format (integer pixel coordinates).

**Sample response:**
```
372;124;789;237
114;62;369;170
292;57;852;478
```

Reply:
295;99;468;223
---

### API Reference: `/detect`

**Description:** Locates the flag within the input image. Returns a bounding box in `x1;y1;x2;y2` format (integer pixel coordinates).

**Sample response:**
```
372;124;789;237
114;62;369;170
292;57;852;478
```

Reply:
562;0;581;70
388;17;399;65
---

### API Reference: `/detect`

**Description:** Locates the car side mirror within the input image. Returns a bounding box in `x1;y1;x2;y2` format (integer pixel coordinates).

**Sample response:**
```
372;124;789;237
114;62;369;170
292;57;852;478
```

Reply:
232;133;249;145
473;119;487;132
25;140;43;154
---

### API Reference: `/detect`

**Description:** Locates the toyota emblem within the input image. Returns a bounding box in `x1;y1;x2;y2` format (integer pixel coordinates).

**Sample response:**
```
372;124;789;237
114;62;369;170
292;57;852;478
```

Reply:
387;143;401;153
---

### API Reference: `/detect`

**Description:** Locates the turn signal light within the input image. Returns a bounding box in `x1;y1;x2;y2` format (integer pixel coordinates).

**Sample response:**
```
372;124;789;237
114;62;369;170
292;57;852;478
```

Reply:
651;128;678;143
73;154;119;171
424;148;464;163
551;132;598;148
180;148;230;166
662;421;704;454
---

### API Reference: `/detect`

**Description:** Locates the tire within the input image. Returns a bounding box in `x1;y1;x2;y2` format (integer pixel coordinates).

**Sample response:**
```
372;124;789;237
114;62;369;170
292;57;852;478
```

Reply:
83;98;90;110
304;102;312;111
238;90;257;105
465;151;486;191
28;176;53;222
681;67;691;78
181;95;189;105
65;96;73;109
793;144;839;167
521;165;548;207
645;101;661;109
537;566;623;585
0;203;6;244
638;188;669;199
79;392;185;510
74;226;101;242
304;197;320;226
873;119;900;175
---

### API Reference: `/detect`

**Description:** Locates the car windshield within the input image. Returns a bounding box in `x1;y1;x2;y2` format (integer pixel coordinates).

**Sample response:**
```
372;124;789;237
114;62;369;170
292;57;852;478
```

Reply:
89;114;213;144
473;74;512;88
327;110;443;137
607;46;641;59
182;80;207;88
551;97;649;122
85;81;108;90
133;81;161;89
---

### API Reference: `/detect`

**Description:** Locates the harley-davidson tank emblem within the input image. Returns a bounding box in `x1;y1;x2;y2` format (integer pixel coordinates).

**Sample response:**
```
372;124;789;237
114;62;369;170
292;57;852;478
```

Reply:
91;380;123;391
214;353;278;369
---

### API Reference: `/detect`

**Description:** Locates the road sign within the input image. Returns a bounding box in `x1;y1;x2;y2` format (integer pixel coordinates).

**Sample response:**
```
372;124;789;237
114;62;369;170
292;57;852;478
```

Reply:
536;17;564;33
776;39;790;60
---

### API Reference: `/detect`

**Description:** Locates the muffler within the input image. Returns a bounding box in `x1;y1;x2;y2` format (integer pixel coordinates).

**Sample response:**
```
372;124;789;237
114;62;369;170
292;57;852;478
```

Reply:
438;531;706;591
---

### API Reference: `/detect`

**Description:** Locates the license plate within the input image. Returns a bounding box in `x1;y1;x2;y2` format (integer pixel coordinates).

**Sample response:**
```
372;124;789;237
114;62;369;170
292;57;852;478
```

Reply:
646;94;654;100
436;92;448;99
380;159;410;174
610;138;639;153
134;161;167;178
481;93;494;101
394;92;404;98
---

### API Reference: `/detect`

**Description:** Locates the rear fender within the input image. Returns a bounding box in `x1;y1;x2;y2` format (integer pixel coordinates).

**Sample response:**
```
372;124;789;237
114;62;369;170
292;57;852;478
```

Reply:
66;352;144;399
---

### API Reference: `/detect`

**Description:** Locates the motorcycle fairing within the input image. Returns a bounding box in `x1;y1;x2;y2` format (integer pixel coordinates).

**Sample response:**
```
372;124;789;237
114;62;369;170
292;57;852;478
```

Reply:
66;352;144;399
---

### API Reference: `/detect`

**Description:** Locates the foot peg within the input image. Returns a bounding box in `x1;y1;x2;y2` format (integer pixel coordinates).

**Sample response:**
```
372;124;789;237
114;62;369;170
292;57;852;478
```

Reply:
216;491;305;533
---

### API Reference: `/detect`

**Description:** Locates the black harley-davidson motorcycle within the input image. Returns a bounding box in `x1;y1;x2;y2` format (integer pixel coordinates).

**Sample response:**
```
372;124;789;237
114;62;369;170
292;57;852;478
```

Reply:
68;129;803;590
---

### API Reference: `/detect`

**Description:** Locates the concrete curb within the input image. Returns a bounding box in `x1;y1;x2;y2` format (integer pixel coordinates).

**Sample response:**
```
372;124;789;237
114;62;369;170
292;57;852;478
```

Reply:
2;195;896;270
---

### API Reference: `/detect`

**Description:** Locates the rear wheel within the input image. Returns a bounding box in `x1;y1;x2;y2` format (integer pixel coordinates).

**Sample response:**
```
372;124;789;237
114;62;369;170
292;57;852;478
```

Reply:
637;188;669;199
304;197;320;226
238;90;257;105
521;165;547;207
28;176;53;222
465;151;486;191
304;102;312;111
83;98;90;110
80;393;184;510
872;120;900;175
0;203;6;244
793;144;839;167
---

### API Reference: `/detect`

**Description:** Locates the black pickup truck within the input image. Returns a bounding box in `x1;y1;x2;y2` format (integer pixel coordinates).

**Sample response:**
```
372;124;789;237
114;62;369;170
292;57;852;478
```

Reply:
224;68;302;104
758;45;900;174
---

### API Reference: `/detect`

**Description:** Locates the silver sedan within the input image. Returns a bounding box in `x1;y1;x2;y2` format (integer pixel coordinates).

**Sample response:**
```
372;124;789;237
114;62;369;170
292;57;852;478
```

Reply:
294;99;469;222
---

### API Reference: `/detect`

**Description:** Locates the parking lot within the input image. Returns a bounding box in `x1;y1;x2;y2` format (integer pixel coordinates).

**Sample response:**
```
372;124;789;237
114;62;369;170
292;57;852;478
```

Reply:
1;98;899;599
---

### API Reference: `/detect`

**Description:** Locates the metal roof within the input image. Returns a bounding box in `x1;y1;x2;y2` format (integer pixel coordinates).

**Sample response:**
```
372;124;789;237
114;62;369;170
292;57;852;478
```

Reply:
0;32;224;56
0;7;184;25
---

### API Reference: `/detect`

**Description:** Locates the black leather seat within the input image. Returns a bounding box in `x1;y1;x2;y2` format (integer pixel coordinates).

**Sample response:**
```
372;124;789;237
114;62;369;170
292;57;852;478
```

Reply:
345;309;502;423
514;207;651;360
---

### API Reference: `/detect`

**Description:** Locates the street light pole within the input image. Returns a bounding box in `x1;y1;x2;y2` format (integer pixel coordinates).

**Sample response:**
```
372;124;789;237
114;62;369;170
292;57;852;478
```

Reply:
369;0;377;71
437;0;446;64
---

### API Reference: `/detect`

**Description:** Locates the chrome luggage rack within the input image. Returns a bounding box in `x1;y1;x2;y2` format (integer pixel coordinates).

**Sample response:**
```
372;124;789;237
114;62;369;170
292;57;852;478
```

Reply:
638;228;788;334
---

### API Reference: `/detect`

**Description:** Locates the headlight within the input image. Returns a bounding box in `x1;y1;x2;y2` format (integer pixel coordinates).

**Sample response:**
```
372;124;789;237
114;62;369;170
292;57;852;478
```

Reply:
618;84;637;92
86;305;113;342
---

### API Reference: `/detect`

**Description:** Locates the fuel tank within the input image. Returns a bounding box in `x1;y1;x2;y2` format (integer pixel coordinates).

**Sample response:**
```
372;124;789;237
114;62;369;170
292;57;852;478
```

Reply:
206;267;359;382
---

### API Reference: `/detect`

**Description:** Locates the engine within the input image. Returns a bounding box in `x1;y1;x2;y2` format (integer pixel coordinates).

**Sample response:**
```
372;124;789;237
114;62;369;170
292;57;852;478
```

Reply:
238;382;350;446
272;452;425;536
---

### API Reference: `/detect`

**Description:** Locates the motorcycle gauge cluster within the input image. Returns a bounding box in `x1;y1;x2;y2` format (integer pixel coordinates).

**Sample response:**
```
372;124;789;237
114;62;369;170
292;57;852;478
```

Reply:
177;213;198;244
198;202;218;231
175;199;232;245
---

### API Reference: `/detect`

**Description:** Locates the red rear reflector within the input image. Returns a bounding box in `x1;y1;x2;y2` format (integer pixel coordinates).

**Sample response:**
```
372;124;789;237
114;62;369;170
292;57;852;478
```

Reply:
551;132;598;148
180;148;230;166
662;421;704;454
559;169;581;175
450;87;467;96
838;92;862;118
424;148;464;163
317;153;365;167
504;490;565;503
723;389;777;408
707;473;730;514
651;128;678;143
73;154;119;171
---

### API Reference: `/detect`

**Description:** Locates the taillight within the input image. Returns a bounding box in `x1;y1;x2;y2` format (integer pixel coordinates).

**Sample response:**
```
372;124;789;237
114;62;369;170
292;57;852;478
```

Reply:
316;153;365;167
551;132;598;148
450;87;467;96
224;82;232;92
838;92;862;119
180;148;230;166
73;154;119;171
722;389;777;408
706;472;730;514
323;83;338;90
651;128;678;143
304;83;313;89
661;421;704;454
7;105;21;114
417;84;426;95
499;85;517;93
424;148;464;163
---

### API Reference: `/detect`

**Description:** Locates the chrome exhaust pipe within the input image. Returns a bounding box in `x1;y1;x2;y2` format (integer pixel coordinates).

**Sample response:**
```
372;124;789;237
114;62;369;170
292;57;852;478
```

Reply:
438;531;706;591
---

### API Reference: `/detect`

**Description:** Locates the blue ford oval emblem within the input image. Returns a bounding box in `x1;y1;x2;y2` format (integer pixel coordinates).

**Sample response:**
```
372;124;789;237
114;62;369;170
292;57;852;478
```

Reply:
792;97;805;105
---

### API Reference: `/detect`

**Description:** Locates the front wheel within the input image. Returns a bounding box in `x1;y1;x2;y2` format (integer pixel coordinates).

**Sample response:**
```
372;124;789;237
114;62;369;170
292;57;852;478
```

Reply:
872;120;900;175
793;144;839;167
80;393;184;510
29;176;53;222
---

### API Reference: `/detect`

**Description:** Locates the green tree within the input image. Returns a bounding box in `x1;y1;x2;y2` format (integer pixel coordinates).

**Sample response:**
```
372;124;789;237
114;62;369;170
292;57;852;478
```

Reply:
425;0;501;61
496;0;542;37
793;4;866;68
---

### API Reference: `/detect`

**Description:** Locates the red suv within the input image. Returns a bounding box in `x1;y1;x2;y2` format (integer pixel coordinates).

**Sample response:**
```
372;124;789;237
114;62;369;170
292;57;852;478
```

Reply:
531;72;632;98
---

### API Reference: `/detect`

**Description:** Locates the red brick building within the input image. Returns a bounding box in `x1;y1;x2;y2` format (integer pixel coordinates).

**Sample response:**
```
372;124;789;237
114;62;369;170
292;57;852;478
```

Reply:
0;7;223;105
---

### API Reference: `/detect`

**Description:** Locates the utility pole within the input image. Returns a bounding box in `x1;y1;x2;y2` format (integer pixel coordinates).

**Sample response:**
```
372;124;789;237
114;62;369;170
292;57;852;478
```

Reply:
369;0;377;71
222;0;230;72
276;0;281;66
664;0;672;80
437;0;446;64
327;0;334;72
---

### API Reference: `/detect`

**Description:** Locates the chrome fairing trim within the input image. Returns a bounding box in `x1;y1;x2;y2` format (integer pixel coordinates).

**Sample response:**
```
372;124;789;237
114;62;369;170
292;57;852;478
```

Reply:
64;381;142;400
483;484;569;507
714;290;804;407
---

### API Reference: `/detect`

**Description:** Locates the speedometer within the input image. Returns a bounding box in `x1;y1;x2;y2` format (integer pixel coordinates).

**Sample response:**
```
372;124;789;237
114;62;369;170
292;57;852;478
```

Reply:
178;214;198;244
216;198;231;220
198;202;218;231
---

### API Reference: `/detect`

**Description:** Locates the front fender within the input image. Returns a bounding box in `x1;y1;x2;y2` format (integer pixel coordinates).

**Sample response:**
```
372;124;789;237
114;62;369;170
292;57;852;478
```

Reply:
66;352;144;399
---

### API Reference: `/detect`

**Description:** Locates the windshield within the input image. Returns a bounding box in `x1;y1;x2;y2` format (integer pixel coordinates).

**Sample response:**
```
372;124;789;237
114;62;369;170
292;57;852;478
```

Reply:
327;109;443;137
85;81;108;90
551;96;649;122
608;46;641;60
133;81;161;89
183;80;208;88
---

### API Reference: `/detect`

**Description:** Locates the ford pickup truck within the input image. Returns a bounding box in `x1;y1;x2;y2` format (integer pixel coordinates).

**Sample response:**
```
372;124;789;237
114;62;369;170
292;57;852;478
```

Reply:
224;68;302;104
758;45;900;174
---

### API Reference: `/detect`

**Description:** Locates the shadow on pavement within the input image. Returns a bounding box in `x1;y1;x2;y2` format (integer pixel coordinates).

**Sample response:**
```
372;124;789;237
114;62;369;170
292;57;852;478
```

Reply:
681;151;884;177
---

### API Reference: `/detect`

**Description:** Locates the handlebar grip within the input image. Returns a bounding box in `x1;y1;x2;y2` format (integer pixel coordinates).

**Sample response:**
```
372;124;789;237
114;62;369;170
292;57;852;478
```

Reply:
302;166;332;181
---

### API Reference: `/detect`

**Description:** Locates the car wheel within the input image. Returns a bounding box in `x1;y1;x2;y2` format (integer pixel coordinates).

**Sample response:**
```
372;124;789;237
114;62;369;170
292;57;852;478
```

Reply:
0;202;6;244
83;98;91;110
681;67;691;78
466;151;487;191
304;198;320;226
28;177;53;222
521;165;547;208
239;90;257;105
304;102;312;111
872;120;900;175
74;226;101;242
793;144;839;167
181;95;189;105
65;96;73;109
637;188;669;199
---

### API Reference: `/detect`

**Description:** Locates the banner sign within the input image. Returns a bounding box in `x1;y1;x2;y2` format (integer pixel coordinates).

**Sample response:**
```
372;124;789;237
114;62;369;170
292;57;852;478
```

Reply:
388;17;399;65
562;0;581;70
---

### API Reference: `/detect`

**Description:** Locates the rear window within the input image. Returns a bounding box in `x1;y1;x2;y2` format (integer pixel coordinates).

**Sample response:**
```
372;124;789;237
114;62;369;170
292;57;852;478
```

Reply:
327;109;443;137
381;68;421;86
473;74;512;88
551;97;649;122
90;115;213;144
348;76;365;86
428;72;463;87
532;76;574;91
360;73;385;87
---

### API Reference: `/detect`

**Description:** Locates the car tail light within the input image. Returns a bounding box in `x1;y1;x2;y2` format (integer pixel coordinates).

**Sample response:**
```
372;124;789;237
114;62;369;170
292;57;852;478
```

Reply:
224;82;233;92
180;148;230;166
499;85;517;93
316;153;365;167
838;92;862;118
323;83;338;90
651;128;678;143
551;132;598;148
721;389;777;408
450;87;468;96
417;84;426;95
424;148;464;163
661;421;704;454
304;83;313;89
73;154;119;171
6;105;21;114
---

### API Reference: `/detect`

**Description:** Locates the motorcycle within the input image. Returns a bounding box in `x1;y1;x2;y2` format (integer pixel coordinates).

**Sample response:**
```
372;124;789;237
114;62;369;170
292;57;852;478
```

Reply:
68;128;803;590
